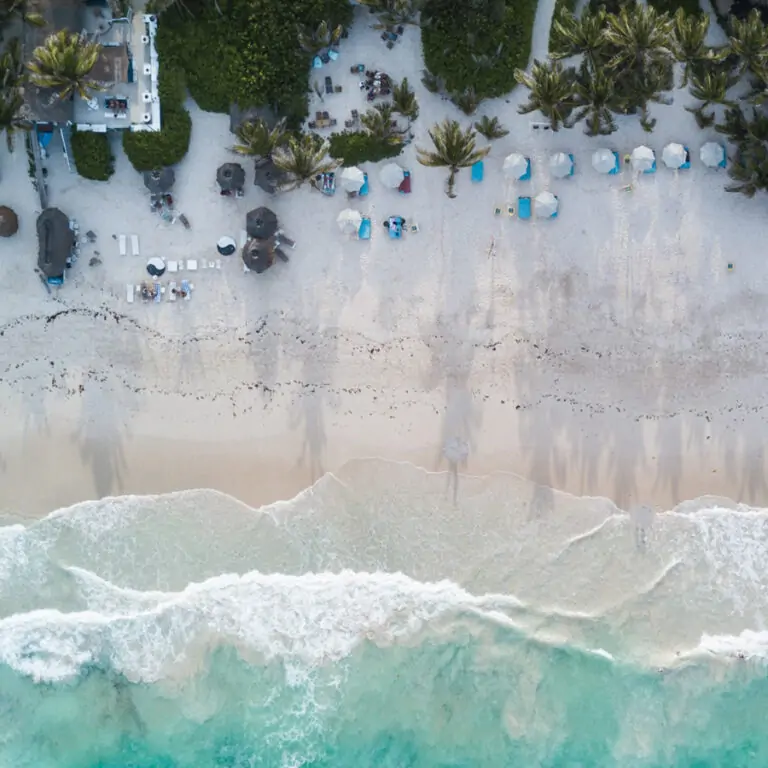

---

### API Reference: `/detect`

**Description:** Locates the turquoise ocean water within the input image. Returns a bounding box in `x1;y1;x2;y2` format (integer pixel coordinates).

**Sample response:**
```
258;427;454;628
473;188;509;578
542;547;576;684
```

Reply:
2;461;768;767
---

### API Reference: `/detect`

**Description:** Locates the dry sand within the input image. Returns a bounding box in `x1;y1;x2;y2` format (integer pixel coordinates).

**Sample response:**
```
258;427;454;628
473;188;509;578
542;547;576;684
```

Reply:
2;7;768;518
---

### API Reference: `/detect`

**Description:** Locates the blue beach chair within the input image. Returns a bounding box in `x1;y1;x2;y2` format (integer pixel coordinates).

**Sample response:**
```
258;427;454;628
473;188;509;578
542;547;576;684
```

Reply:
471;161;484;183
568;153;575;176
608;151;620;175
680;147;691;170
519;158;531;181
358;217;372;240
518;197;532;220
154;282;162;302
181;279;191;298
358;172;369;196
644;160;657;174
719;154;727;169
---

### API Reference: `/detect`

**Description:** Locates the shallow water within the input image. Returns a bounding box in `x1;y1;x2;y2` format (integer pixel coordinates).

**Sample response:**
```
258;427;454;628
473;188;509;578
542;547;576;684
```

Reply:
2;460;767;766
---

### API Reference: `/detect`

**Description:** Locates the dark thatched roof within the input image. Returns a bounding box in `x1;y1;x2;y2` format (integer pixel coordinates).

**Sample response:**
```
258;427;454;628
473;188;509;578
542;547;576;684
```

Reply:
253;158;286;194
242;237;277;274
217;163;246;192
36;208;73;277
143;167;175;194
246;206;278;239
0;206;19;237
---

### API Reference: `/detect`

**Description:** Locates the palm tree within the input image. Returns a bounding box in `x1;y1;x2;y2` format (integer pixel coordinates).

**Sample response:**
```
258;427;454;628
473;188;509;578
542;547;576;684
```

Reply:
416;118;490;198
0;86;24;151
0;0;45;33
0;35;22;89
297;20;342;57
603;3;673;75
232;117;287;162
361;102;402;141
671;9;723;87
572;61;620;136
271;134;338;190
514;59;576;131
392;77;419;126
27;30;103;102
474;115;508;139
631;62;671;131
550;8;607;69
728;9;768;78
686;69;736;127
726;138;768;197
452;86;482;115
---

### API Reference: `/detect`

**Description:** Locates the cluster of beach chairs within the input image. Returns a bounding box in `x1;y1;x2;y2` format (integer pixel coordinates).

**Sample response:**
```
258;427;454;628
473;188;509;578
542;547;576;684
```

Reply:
468;142;729;220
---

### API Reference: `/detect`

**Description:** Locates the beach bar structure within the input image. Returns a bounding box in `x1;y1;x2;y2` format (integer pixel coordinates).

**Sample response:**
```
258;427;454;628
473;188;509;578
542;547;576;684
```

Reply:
23;0;162;145
36;208;74;281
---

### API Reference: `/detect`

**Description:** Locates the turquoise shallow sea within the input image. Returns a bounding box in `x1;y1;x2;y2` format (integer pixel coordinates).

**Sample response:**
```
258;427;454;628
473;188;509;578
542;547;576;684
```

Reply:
2;462;767;767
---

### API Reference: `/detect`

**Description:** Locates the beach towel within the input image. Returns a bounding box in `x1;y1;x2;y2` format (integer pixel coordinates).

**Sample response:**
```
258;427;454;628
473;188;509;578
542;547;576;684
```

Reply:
471;161;484;183
518;197;532;220
358;217;372;240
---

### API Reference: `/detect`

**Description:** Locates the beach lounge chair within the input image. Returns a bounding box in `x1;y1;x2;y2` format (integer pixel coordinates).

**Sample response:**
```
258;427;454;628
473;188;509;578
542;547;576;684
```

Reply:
643;160;657;174
126;283;134;302
169;280;177;301
328;48;339;61
131;235;140;256
609;151;620;175
359;172;369;196
398;170;411;194
119;234;127;256
388;218;403;239
680;147;691;170
568;153;575;176
518;197;532;220
358;216;372;240
181;280;192;300
154;282;162;302
520;158;531;181
187;259;198;271
471;161;484;183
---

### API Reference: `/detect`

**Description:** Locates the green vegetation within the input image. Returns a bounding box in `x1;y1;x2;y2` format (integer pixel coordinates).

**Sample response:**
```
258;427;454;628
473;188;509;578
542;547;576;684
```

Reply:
232;117;288;161
154;0;352;123
549;0;577;52
647;0;701;19
70;129;115;181
416;118;490;197
329;130;403;165
122;64;191;171
0;38;24;152
421;0;536;99
474;115;509;139
26;29;103;102
272;133;338;190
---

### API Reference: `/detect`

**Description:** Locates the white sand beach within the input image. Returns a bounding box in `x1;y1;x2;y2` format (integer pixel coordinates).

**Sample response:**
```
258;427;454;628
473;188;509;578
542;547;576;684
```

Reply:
2;7;768;518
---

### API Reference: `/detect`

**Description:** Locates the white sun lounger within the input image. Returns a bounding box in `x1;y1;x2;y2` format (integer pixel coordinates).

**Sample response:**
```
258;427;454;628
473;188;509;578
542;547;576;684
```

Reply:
169;280;177;301
119;234;127;256
126;283;134;302
187;259;198;271
167;260;178;273
131;235;140;256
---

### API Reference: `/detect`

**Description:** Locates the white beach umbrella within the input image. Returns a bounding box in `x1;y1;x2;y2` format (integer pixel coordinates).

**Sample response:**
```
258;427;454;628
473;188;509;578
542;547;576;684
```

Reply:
549;152;573;178
700;141;726;168
503;153;528;180
379;162;405;188
337;208;363;234
592;148;616;174
534;191;559;218
630;145;655;173
340;166;365;193
662;142;687;169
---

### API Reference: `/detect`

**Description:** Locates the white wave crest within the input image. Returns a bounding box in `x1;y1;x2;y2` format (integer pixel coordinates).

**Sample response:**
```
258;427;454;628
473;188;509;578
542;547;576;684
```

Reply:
694;630;768;660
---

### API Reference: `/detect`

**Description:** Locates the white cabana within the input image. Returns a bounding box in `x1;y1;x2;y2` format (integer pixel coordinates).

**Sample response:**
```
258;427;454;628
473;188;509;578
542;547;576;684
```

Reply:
700;142;726;168
662;143;687;169
503;153;529;180
379;163;405;188
340;166;365;193
592;148;617;174
336;208;363;234
534;191;559;219
630;146;656;173
550;152;573;178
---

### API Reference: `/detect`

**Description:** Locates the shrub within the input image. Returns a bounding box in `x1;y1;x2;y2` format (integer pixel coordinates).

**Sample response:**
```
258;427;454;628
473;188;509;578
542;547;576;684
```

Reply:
328;131;403;165
70;129;114;181
421;0;536;98
122;64;192;171
155;0;353;116
647;0;701;15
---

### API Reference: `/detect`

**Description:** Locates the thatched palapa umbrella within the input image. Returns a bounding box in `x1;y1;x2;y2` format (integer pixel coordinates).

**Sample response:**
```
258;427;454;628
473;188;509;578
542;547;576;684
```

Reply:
246;206;278;240
0;206;19;237
217;162;246;193
143;167;175;194
242;236;277;274
37;208;74;278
